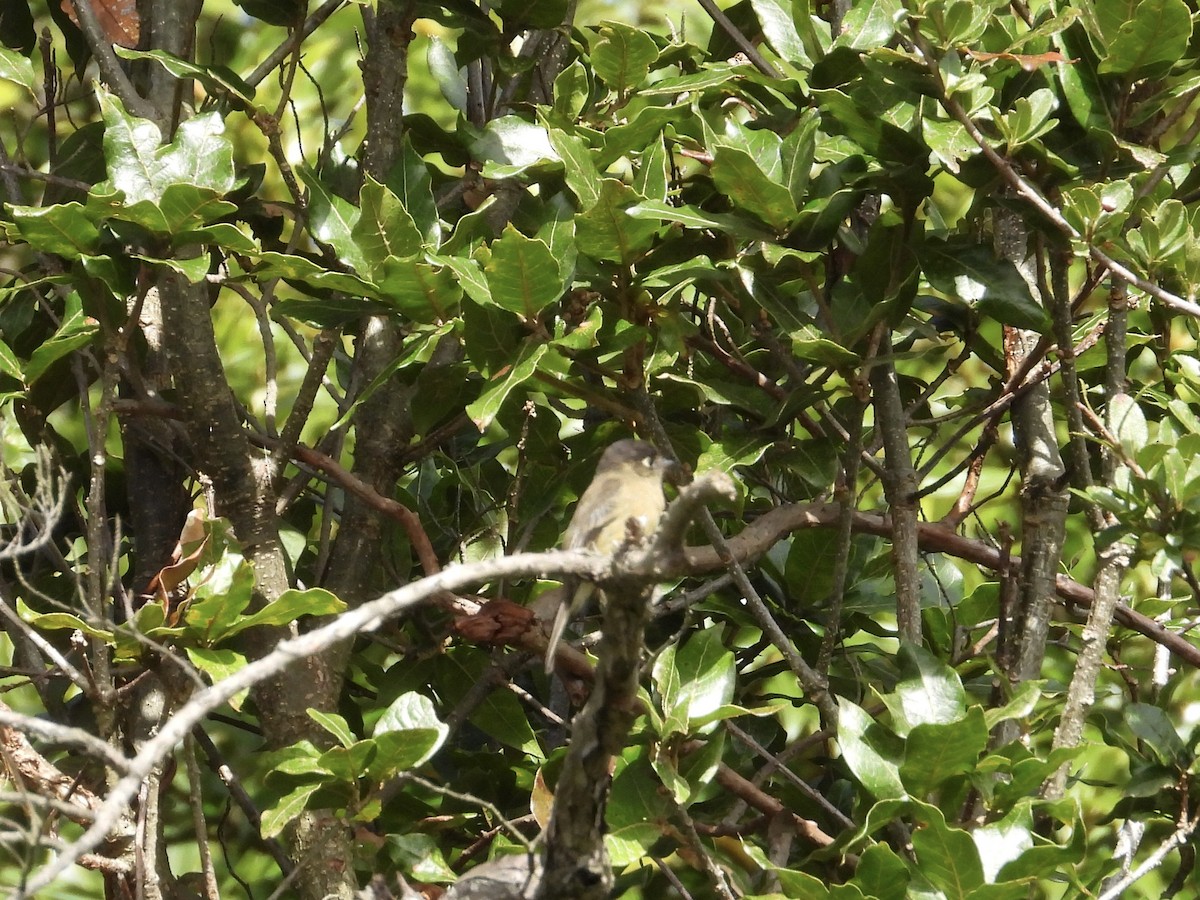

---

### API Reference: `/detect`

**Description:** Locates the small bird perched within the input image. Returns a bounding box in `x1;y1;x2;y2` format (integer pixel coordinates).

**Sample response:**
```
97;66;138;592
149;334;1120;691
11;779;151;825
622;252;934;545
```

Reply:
544;439;672;673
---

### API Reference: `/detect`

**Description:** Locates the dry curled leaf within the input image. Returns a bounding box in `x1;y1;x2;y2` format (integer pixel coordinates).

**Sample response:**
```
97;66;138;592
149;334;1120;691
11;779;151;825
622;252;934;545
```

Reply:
965;49;1075;71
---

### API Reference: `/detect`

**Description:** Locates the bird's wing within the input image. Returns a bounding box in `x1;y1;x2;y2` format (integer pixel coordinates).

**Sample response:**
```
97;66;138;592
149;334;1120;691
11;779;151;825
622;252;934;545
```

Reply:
562;480;622;550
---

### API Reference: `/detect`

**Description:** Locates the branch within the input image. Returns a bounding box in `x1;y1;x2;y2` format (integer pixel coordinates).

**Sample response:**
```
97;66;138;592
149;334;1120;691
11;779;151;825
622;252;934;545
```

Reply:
910;24;1200;320
11;549;631;897
66;0;156;120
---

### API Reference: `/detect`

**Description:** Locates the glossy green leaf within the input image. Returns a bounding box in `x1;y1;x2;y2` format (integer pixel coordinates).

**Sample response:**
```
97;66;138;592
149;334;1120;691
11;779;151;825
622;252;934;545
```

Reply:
1097;0;1191;75
853;843;911;900
260;783;321;838
186;647;248;711
219;587;347;640
470;116;560;178
466;340;549;432
590;22;657;94
0;338;22;382
484;225;563;318
371;692;449;773
882;644;966;735
972;804;1034;884
113;46;256;108
606;754;673;865
308;709;357;748
910;802;984;897
17;597;112;641
837;698;906;800
575;179;659;263
711;146;798;232
298;166;368;273
0;46;35;95
921;240;1049;332
353;176;424;273
653;629;736;737
386;136;441;248
1108;392;1148;462
5;202;100;258
24;292;98;385
376;256;462;323
545;126;602;208
1126;701;1187;766
254;251;380;298
750;0;811;66
899;707;988;795
98;87;236;202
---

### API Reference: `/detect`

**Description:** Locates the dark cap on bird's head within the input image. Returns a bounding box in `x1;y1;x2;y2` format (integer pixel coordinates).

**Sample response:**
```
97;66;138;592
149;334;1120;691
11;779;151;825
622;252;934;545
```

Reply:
594;439;671;475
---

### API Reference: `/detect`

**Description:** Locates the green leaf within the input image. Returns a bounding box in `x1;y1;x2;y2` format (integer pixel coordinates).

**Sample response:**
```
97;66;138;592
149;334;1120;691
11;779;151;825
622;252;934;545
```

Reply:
0;47;35;96
438;253;492;307
626;199;774;241
485;225;564;318
910;802;985;898
921;240;1049;332
711;146;798;232
1126;701;1187;766
254;251;381;299
598;105;682;169
353;176;423;273
1097;0;1192;75
545;126;602;209
837;698;907;800
552;59;591;121
466;340;549;431
116;187;237;234
113;46;257;108
899;706;988;795
983;681;1041;729
376;256;462;323
0;338;22;382
261;782;321;838
882;644;967;735
17;597;112;641
371;692;448;775
184;556;255;643
575;179;659;264
470;116;560;178
219;587;346;640
385;834;457;884
782;110;819;206
98;87;236;202
750;0;812;65
5;203;101;258
186;647;249;711
132;252;211;284
298;166;367;273
972;804;1034;884
24;292;98;385
653;629;736;737
307;709;357;749
590;22;657;95
836;0;904;49
606;753;673;866
854;843;911;900
386;136;441;248
1108;392;1148;462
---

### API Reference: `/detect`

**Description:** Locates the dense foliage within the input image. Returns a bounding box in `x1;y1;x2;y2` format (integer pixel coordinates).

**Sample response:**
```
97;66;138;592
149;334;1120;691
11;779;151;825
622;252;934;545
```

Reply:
2;0;1200;897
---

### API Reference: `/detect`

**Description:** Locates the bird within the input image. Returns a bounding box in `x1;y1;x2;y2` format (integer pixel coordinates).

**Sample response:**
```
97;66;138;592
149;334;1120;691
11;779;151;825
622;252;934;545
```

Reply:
543;439;672;673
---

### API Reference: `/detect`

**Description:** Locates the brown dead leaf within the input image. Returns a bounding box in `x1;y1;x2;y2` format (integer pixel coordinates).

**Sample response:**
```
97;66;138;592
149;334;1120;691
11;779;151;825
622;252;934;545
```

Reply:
965;49;1075;71
453;598;536;645
61;0;139;49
